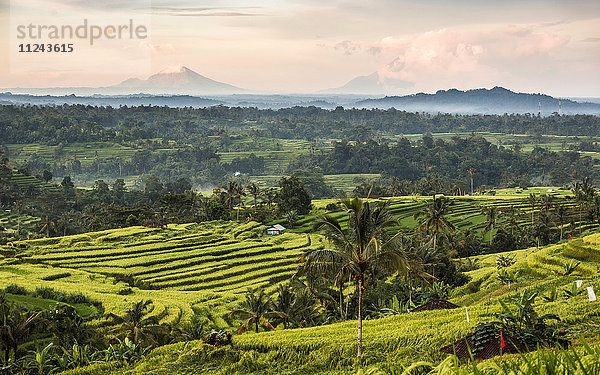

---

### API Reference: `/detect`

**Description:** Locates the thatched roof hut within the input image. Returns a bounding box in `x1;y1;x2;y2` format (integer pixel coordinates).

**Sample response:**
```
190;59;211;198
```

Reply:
440;332;527;360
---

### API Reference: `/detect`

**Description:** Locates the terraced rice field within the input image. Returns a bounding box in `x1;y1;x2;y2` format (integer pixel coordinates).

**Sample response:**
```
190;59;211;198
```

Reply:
0;221;321;325
286;190;579;242
8;170;58;193
4;142;139;167
0;211;41;234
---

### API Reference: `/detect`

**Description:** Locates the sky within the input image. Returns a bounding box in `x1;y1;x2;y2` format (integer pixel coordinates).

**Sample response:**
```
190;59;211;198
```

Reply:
0;0;599;96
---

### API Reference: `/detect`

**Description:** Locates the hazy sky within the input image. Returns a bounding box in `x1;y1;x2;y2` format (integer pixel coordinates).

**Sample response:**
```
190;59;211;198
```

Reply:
0;0;599;96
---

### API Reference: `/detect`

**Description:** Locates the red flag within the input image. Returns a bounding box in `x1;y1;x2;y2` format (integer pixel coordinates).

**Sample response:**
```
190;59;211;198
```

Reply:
500;331;506;348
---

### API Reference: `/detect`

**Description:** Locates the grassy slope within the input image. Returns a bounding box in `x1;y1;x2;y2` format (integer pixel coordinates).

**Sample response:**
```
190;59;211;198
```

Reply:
0;222;320;328
58;232;600;374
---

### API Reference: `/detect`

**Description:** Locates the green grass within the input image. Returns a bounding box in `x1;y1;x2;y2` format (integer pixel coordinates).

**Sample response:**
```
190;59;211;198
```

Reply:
1;205;600;373
0;221;317;326
5;293;98;317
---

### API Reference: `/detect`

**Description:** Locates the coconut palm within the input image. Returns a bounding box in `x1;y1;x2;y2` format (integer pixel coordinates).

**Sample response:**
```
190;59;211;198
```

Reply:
467;168;475;195
503;205;522;237
39;216;55;238
572;183;585;229
540;194;554;214
481;205;499;246
301;197;412;357
246;183;261;210
262;188;277;208
112;300;167;346
554;203;569;241
270;284;320;329
229;289;276;334
528;193;537;227
414;196;455;254
283;210;299;228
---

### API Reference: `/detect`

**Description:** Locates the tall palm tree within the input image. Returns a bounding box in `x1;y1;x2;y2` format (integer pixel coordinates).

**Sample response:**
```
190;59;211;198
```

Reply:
504;205;522;237
302;197;412;358
247;183;261;210
414;196;455;254
481;205;499;246
262;188;277;208
540;194;553;214
39;216;55;238
555;203;568;241
528;193;537;227
229;289;276;334
224;180;245;220
572;183;585;230
467;168;475;195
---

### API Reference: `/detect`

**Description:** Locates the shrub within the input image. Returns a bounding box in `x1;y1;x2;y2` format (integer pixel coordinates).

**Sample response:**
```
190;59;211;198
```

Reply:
5;283;28;295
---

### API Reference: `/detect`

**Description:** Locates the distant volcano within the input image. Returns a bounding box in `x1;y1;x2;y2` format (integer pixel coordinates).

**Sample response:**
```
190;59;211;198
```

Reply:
113;65;244;95
321;72;413;95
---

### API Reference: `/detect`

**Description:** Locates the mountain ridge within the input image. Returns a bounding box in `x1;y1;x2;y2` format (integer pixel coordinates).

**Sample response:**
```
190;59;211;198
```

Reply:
353;86;600;115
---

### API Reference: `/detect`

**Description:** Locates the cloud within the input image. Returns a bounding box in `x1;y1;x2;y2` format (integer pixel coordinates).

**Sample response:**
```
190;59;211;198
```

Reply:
141;42;175;54
47;0;150;10
538;19;570;28
356;26;571;91
581;37;600;42
152;6;265;17
334;40;362;55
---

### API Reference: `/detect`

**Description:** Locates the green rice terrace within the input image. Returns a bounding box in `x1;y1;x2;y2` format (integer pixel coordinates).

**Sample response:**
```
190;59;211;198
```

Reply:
0;221;319;327
1;209;600;373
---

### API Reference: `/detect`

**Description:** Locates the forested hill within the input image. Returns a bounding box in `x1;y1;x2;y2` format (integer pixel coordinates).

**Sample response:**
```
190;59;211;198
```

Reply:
1;105;600;144
355;87;600;115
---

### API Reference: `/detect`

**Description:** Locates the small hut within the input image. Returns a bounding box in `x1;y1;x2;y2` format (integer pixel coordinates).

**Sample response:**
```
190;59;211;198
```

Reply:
267;224;286;235
440;332;527;360
411;299;459;313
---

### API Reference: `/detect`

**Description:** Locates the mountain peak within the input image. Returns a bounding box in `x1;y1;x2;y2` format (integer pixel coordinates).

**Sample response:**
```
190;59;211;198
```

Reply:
157;65;189;75
113;66;243;95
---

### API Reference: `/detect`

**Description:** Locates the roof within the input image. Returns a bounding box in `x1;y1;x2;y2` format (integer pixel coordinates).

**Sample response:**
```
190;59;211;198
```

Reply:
411;299;459;313
273;224;286;231
440;332;527;359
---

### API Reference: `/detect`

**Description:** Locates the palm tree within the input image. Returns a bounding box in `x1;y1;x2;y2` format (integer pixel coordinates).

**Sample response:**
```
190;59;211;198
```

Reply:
528;193;537;227
283;210;299;228
270;284;320;329
262;188;277;208
555;203;568;241
540;194;553;214
112;300;166;346
467;168;475;195
504;205;522;237
229;289;276;334
11;201;25;236
301;197;412;357
247;183;261;210
39;216;55;238
414;196;455;254
270;284;296;329
224;180;245;220
481;206;499;246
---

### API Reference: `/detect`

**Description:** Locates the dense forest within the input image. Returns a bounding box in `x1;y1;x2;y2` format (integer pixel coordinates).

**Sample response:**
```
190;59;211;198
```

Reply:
291;134;597;188
2;105;600;145
1;105;600;188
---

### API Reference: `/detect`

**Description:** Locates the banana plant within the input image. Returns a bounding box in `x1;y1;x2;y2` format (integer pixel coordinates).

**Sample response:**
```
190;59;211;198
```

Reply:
563;282;585;299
